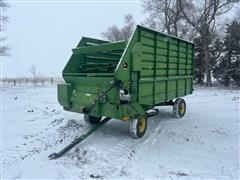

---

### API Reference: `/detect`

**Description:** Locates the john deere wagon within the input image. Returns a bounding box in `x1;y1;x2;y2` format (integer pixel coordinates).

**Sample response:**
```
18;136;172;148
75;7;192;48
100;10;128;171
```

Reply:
49;25;194;159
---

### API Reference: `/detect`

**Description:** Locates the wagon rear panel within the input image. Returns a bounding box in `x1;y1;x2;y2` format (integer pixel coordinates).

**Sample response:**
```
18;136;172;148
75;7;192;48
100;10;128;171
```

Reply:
136;26;194;106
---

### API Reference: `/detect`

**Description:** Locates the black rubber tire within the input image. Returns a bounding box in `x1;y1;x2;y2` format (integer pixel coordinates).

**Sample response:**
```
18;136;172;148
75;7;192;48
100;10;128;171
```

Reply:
84;115;101;125
173;98;186;118
129;117;147;139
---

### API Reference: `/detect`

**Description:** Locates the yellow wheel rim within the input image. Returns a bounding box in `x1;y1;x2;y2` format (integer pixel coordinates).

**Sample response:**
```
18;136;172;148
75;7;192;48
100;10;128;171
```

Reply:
179;102;185;114
138;118;146;133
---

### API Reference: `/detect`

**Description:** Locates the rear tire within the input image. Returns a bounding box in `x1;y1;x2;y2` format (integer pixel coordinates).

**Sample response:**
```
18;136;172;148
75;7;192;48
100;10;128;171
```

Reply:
84;115;101;125
129;117;147;139
173;98;186;118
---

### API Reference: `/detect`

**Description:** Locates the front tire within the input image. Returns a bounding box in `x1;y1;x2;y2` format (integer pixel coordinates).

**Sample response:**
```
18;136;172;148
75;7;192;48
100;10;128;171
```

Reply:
173;98;186;118
84;115;101;125
129;117;147;138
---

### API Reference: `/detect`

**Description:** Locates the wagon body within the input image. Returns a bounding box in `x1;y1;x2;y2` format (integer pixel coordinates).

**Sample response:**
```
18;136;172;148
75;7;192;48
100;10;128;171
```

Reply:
58;25;194;121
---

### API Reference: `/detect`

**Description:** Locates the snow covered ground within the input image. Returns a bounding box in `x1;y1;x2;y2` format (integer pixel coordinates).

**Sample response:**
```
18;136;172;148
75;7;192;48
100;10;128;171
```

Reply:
1;85;239;179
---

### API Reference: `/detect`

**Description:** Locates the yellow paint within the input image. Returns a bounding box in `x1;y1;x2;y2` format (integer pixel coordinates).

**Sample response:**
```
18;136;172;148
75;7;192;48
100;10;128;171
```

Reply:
179;102;185;114
122;115;129;121
138;117;146;133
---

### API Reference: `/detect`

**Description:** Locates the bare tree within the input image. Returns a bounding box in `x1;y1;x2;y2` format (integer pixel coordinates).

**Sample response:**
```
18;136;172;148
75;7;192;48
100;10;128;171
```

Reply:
101;14;135;41
179;0;239;86
0;0;9;56
142;0;197;40
29;65;42;79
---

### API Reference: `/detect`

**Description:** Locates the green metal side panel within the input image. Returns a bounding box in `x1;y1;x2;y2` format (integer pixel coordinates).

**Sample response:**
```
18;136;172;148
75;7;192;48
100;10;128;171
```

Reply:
116;25;194;106
139;26;193;106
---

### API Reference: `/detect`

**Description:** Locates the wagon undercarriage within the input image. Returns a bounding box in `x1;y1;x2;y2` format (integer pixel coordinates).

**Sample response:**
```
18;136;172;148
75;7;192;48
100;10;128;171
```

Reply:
49;98;186;159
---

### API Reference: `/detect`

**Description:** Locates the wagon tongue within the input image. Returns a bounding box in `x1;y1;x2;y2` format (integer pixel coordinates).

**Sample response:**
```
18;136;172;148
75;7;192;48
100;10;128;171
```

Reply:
48;117;111;160
48;80;123;159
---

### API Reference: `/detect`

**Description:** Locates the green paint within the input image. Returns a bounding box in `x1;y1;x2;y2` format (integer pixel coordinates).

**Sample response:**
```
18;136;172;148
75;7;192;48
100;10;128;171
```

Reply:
58;25;194;120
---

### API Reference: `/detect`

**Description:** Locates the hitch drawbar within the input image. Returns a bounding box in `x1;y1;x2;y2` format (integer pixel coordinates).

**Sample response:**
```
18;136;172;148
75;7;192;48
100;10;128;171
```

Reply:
48;117;111;160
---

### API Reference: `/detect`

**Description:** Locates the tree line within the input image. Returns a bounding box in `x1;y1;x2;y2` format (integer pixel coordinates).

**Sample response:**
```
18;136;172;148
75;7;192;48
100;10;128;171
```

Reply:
0;0;9;56
1;0;239;87
102;0;240;87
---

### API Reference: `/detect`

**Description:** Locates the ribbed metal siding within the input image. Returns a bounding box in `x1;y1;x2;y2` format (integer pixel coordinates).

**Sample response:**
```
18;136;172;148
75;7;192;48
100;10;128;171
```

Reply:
138;27;193;105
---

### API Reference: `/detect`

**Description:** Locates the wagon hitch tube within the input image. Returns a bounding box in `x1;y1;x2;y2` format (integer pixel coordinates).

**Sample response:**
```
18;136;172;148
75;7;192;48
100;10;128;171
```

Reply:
48;117;111;160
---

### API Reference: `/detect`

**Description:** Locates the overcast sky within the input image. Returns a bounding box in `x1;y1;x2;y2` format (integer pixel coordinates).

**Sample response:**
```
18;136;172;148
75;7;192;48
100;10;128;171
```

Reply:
2;0;144;77
1;0;239;78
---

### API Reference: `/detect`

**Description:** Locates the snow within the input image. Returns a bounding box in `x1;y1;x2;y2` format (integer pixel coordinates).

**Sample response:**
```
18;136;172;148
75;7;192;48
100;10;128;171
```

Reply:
1;85;240;179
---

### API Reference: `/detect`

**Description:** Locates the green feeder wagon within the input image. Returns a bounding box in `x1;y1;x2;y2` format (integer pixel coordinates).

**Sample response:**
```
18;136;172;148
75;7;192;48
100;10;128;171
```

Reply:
50;25;194;159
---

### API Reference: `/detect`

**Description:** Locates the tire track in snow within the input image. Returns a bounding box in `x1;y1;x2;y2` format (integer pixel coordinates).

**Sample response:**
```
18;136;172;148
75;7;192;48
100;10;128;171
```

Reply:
123;117;165;174
111;115;168;179
89;115;167;179
95;137;140;178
